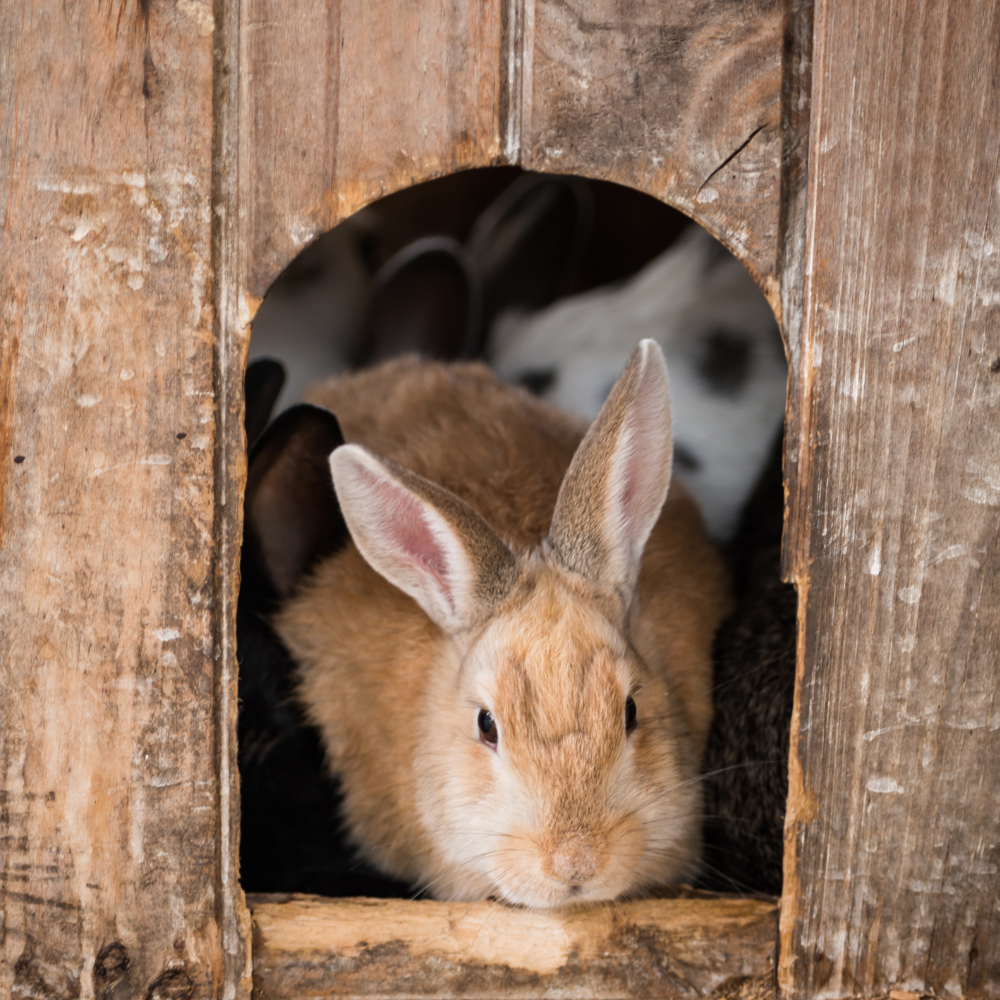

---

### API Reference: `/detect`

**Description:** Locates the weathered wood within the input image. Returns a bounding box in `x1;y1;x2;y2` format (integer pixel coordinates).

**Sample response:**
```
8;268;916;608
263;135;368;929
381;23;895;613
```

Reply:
248;894;777;1000
217;0;256;995
0;0;249;996
15;1;1000;998
780;0;1000;997
0;3;790;998
776;0;814;575
240;0;505;307
239;0;785;312
520;0;785;304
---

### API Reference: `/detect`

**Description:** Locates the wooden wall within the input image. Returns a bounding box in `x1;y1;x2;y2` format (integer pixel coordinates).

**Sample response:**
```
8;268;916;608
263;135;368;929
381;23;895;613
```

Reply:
779;0;1000;995
1;0;997;997
0;1;248;997
237;0;785;307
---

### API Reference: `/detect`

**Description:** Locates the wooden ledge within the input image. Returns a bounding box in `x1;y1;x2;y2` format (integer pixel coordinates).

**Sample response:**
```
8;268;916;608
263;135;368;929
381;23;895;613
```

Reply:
247;892;778;999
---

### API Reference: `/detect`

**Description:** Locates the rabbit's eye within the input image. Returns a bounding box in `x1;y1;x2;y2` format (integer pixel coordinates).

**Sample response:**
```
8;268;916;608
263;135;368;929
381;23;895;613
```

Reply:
478;709;498;748
625;696;637;734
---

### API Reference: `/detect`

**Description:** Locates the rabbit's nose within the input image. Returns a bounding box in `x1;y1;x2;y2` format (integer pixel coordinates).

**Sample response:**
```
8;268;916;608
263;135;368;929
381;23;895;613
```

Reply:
550;833;598;885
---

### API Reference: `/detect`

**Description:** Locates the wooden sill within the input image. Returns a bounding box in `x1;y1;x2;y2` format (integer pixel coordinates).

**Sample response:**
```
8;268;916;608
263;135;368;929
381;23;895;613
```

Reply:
247;892;778;999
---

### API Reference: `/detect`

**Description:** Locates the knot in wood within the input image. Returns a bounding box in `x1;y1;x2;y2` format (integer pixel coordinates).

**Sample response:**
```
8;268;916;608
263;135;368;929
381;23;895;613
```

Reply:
95;942;130;984
145;968;194;1000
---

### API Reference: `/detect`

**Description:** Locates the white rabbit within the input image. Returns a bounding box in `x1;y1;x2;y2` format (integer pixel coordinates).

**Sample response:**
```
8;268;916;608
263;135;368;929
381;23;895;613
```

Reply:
488;225;786;541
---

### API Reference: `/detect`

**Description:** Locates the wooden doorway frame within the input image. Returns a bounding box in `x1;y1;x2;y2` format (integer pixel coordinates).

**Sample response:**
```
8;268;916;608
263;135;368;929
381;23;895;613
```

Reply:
2;0;997;997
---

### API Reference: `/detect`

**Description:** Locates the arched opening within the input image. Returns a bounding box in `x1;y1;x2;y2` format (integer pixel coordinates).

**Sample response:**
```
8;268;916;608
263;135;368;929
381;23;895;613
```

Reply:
237;166;793;904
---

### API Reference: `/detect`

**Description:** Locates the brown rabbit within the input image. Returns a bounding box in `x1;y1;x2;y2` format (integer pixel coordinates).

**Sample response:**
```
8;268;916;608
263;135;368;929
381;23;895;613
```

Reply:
276;341;729;906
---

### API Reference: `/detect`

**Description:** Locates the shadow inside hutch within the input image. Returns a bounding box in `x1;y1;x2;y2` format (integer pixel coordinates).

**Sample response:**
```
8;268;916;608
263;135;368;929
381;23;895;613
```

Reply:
237;167;794;901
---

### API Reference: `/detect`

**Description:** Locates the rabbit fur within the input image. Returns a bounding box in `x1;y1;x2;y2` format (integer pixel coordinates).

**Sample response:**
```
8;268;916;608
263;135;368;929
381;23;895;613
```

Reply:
238;362;416;895
698;428;795;896
488;224;787;542
275;342;729;907
248;170;781;546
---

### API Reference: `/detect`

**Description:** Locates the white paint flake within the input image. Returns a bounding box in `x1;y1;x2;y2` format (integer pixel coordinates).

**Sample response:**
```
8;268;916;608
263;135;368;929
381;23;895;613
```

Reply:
867;777;905;795
867;545;882;576
178;0;215;35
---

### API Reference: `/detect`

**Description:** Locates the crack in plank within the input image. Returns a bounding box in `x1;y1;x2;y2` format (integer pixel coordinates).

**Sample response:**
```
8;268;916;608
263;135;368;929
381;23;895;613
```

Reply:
698;125;767;193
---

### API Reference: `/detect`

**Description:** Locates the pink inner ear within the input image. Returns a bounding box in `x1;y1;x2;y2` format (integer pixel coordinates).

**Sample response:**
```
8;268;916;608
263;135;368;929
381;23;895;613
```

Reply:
618;420;659;532
615;404;669;552
368;473;451;589
619;433;642;521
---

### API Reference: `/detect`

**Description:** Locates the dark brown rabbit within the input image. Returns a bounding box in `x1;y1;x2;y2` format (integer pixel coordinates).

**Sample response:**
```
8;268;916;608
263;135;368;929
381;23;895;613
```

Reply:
698;430;796;896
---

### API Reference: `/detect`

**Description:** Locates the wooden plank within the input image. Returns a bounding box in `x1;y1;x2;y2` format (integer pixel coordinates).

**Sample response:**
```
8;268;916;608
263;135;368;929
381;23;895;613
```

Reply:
240;1;786;311
218;0;256;995
776;0;814;572
240;0;505;305
248;894;777;999
780;0;1000;997
519;0;785;303
0;0;248;996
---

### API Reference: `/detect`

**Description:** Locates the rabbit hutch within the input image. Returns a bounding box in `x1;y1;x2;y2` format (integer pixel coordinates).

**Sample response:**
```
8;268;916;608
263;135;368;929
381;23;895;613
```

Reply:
2;0;999;997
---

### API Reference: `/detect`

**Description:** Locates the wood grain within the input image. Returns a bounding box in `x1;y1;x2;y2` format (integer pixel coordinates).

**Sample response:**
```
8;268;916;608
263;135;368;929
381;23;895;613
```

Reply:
520;0;785;305
248;894;777;999
780;0;1000;996
239;0;786;315
776;0;814;577
0;3;789;998
240;0;505;306
26;1;1000;998
0;0;247;996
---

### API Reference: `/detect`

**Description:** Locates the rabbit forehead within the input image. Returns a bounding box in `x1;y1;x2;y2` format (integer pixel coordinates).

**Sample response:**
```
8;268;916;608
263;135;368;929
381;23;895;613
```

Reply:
469;572;635;750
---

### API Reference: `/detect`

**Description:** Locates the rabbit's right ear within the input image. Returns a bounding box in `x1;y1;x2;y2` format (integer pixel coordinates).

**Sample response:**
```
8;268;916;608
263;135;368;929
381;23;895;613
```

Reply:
468;173;593;348
548;339;673;612
353;236;481;368
243;404;349;604
330;445;517;636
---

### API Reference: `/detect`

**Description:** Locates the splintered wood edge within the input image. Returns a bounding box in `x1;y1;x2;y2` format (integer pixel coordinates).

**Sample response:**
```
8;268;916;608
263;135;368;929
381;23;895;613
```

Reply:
247;893;778;1000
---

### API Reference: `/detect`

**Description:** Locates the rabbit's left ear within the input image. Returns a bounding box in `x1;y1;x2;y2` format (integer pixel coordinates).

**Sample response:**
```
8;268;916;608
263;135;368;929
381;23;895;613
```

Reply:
548;339;673;608
244;356;286;448
330;445;517;635
243;404;349;603
469;173;592;350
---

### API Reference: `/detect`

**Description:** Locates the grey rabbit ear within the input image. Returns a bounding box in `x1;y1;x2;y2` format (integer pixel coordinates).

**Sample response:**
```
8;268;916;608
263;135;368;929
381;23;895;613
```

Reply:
548;340;673;611
244;357;286;448
467;172;593;345
242;404;348;603
353;235;481;368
